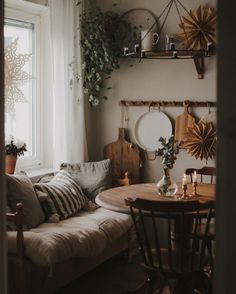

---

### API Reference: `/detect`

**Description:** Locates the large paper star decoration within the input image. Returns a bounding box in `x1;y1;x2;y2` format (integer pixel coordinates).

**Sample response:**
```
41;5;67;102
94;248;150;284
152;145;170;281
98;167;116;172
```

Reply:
183;121;216;161
5;38;32;118
177;5;216;50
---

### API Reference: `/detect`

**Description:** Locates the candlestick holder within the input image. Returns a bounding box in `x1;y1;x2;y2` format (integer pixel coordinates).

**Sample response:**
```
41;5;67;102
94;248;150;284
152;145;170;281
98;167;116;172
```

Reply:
192;182;198;197
180;183;189;200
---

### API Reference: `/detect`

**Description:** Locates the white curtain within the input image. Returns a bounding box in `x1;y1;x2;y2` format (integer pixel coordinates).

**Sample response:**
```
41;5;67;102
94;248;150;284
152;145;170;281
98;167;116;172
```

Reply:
49;0;88;170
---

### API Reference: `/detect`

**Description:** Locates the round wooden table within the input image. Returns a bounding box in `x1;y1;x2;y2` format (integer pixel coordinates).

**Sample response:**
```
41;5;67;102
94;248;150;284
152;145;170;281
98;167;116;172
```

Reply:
96;182;215;214
97;183;215;250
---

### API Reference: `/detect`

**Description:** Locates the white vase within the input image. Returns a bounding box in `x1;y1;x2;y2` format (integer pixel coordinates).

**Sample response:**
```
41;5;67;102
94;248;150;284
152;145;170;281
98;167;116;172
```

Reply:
156;168;177;197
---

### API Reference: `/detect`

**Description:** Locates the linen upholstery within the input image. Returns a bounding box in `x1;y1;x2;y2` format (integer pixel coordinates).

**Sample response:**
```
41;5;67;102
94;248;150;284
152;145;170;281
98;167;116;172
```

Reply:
30;172;55;184
60;159;112;202
35;190;60;223
34;170;86;220
7;208;133;267
6;173;45;228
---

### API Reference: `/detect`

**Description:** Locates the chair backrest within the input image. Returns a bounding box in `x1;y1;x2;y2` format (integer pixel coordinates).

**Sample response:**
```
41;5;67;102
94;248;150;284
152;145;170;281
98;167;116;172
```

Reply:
125;198;214;275
185;166;216;184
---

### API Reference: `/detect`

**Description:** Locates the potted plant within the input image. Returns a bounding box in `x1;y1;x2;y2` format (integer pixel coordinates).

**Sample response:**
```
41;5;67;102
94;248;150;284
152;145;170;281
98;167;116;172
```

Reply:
156;135;180;196
5;137;27;174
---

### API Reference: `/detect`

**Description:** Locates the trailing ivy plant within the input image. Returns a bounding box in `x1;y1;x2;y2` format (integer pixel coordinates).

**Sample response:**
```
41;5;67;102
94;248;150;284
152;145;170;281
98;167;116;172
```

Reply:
81;9;119;107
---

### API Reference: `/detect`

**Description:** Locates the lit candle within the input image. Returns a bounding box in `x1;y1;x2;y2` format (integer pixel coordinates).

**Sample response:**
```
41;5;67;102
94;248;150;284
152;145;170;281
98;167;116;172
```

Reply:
123;47;129;56
182;173;187;185
207;42;213;52
193;170;198;183
173;51;177;58
134;44;140;53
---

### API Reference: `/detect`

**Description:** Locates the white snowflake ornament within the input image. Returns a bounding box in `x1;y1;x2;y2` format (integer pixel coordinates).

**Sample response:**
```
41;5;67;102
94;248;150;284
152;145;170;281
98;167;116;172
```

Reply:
4;38;32;118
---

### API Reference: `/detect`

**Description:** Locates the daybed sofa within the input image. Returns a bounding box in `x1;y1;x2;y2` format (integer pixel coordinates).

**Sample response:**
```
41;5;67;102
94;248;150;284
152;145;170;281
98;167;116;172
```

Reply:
6;160;133;294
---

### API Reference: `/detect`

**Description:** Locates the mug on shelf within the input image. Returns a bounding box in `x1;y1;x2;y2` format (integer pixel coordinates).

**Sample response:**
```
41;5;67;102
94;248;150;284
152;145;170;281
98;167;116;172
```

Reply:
141;30;159;52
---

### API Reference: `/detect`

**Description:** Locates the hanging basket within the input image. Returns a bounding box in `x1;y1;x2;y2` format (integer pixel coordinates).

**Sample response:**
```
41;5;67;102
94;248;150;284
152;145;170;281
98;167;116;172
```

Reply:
5;154;17;174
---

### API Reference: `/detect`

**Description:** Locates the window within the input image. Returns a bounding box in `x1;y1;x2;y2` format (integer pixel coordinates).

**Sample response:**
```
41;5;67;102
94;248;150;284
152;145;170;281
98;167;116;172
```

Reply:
4;18;36;160
4;1;51;172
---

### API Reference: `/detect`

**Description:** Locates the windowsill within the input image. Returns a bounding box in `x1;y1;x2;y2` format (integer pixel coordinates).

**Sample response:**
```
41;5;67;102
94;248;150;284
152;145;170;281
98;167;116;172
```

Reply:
16;167;55;178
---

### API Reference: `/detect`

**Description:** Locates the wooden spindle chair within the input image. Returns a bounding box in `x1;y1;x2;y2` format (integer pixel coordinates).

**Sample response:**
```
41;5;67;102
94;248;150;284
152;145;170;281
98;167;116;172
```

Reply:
185;166;216;184
125;198;214;294
185;166;216;272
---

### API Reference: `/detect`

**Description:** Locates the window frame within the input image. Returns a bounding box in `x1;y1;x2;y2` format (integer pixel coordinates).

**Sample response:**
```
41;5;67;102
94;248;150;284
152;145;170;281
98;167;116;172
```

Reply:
4;0;51;173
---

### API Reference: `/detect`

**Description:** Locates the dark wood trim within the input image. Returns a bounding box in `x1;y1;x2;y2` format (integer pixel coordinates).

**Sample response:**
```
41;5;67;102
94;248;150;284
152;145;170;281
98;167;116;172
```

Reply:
216;0;236;292
6;204;25;260
7;204;26;294
0;0;6;293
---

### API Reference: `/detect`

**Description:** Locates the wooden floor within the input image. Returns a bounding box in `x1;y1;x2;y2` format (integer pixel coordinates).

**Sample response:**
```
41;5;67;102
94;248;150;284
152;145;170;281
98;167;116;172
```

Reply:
54;253;211;294
55;255;149;294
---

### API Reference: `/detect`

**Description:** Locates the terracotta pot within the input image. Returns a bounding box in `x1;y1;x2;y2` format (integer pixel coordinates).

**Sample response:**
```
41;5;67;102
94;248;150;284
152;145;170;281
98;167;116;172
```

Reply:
5;154;17;174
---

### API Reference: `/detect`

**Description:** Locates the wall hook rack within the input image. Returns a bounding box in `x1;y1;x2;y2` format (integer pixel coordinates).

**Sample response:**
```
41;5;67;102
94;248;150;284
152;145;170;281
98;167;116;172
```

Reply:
119;100;216;108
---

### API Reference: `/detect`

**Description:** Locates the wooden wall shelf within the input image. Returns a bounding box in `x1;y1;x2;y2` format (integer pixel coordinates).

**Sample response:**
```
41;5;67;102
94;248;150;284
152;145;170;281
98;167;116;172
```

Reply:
119;100;216;108
123;50;215;79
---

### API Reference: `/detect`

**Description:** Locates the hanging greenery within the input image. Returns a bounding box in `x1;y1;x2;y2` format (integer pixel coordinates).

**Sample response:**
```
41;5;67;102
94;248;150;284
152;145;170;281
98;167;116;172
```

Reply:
81;8;134;107
81;9;117;106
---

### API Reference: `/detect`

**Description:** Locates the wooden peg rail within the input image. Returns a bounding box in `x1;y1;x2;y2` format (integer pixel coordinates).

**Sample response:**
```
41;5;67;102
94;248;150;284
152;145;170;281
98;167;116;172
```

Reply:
119;100;216;107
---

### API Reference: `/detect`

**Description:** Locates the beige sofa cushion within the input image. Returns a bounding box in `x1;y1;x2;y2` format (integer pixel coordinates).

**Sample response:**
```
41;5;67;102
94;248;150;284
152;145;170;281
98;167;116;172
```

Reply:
60;159;112;202
6;174;45;228
7;208;132;267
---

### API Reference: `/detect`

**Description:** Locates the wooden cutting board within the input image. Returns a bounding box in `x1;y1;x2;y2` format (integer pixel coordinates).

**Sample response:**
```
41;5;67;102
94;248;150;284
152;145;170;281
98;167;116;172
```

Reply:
175;101;196;144
104;128;140;186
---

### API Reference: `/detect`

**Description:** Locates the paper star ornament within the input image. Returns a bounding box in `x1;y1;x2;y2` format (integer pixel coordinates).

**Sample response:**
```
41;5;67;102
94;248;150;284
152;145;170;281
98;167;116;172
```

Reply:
4;38;32;117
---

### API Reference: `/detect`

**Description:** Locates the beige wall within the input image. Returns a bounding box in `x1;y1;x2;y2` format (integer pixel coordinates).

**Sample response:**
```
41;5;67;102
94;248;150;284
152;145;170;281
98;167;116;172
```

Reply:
28;0;217;182
87;0;217;183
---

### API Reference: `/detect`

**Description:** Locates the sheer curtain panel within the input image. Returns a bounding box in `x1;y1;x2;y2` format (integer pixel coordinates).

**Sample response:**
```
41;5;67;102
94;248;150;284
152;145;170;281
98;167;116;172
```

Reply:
49;0;87;170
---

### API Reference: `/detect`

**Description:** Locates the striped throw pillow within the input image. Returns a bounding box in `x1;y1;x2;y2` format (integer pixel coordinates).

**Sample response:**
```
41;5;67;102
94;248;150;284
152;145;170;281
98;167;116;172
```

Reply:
34;190;60;223
34;170;86;220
